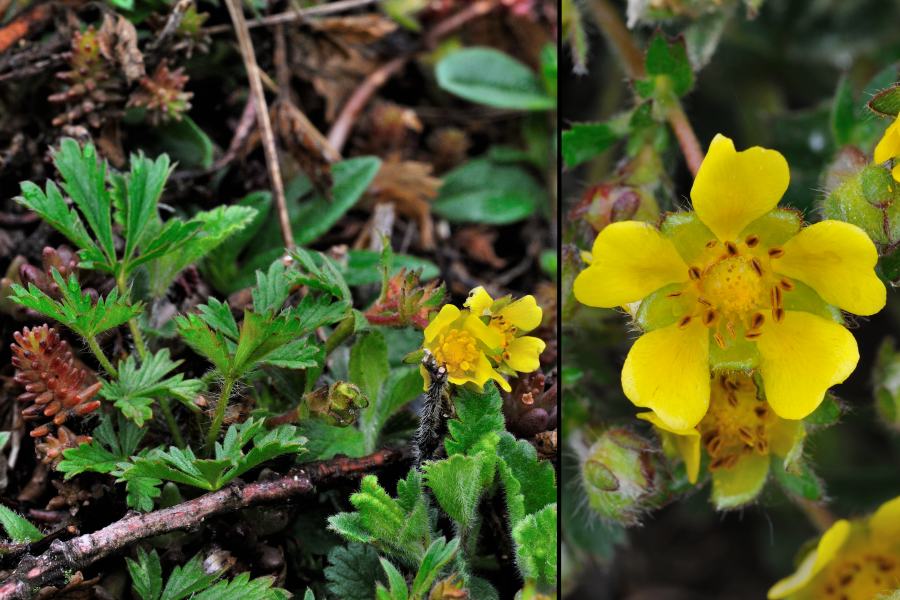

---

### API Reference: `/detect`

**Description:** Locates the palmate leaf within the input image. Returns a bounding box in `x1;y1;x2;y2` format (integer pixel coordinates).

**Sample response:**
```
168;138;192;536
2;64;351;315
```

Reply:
190;572;290;600
17;180;99;261
174;313;232;374
59;414;146;479
325;543;382;600
101;349;204;425
126;547;165;600
10;270;142;339
111;152;173;261
443;384;505;456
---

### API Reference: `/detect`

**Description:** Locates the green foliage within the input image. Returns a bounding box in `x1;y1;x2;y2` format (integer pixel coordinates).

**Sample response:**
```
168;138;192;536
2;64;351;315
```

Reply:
10;271;142;339
59;414;145;479
101;349;203;425
869;84;900;117
831;65;899;147
325;543;383;600
421;455;487;528
126;548;289;600
772;458;825;502
636;33;694;100
444;385;505;456
376;538;459;600
433;158;545;225
0;504;43;543
117;418;306;511
511;504;557;587
562;113;630;169
341;250;439;287
436;47;556;111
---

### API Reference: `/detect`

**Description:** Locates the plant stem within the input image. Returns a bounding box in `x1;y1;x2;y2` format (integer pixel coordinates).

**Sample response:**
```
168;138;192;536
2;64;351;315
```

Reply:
324;315;355;355
206;377;235;452
116;272;148;361
159;399;186;449
87;337;117;379
588;0;705;177
797;498;837;533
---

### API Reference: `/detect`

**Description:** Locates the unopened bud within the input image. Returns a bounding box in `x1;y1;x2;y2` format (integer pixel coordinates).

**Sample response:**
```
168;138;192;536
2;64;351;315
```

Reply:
822;163;900;246
307;381;369;426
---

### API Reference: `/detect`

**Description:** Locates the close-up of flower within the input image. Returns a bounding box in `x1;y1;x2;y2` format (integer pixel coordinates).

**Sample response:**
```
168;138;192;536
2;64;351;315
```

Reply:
875;113;900;182
465;286;546;377
574;134;886;431
768;496;900;599
638;372;806;509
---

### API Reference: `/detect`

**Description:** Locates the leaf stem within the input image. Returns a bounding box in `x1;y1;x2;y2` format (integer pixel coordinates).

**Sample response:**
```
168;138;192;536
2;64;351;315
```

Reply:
116;272;148;361
159;399;186;449
206;377;235;453
324;315;355;355
87;337;118;379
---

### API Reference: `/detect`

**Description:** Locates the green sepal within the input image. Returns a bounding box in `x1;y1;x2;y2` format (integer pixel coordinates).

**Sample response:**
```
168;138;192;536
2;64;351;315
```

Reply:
711;453;769;510
771;456;824;502
634;283;691;331
659;211;714;264
740;208;802;247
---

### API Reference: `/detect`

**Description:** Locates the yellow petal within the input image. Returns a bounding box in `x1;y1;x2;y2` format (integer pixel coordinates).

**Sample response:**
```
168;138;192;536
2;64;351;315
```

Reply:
424;304;460;343
464;286;494;317
463;314;504;350
574;221;688;308
874;115;900;164
621;321;710;430
690;134;790;242
870;494;900;542
772;220;885;316
499;295;542;332
637;411;700;484
757;311;859;421
768;519;851;599
474;352;510;392
768;418;806;464
711;453;770;510
505;336;545;373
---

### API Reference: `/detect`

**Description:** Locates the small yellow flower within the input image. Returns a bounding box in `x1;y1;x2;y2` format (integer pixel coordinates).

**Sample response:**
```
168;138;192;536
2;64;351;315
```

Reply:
875;113;900;182
421;304;507;390
464;286;546;377
575;134;886;431
768;495;900;599
639;372;804;509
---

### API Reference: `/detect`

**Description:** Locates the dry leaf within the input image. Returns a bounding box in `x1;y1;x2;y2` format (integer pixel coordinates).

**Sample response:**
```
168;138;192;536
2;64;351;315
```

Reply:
368;158;441;249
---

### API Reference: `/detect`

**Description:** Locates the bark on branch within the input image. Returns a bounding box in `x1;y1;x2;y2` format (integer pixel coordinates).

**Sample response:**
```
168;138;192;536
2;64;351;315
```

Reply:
0;448;405;600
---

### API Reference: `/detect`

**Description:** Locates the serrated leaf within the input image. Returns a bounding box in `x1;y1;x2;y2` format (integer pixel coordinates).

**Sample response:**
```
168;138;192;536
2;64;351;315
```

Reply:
16;180;98;257
444;385;504;456
10;271;142;339
197;298;240;340
350;331;389;405
175;313;232;374
60;414;145;478
116;152;172;261
126;547;164;600
252;259;292;315
410;537;458;598
643;33;694;97
377;558;409;600
497;432;557;525
297;420;366;460
325;544;382;600
562;116;630;169
436;47;555;110
433;158;545;224
0;504;43;543
423;455;487;527
160;553;220;600
512;504;557;586
191;573;289;600
258;338;320;369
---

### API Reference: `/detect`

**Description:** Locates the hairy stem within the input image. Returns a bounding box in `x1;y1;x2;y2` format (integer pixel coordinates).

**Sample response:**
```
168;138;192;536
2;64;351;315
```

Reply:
115;272;148;361
324;315;355;356
159;399;186;449
206;377;235;452
86;337;117;379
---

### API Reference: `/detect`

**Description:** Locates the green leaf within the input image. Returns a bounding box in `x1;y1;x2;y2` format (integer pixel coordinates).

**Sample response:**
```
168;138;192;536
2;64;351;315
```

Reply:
203;192;272;294
410;537;459;598
772;457;824;501
360;367;422;454
159;553;219;600
804;395;842;426
101;349;203;426
259;338;320;369
869;83;900;117
152;115;215;170
0;504;44;543
341;250;439;287
16;180;98;258
350;331;389;404
831;75;856;147
252;259;291;315
433;158;545;224
377;558;409;600
297;420;366;460
562;116;629;169
52;139;116;265
512;504;557;586
422;455;487;527
175;313;232;374
116;152;172;262
10;271;142;339
126;548;164;600
436;47;555;110
497;433;557;524
444;385;504;456
124;473;162;512
642;33;694;97
190;572;289;600
325;544;382;600
197;298;240;340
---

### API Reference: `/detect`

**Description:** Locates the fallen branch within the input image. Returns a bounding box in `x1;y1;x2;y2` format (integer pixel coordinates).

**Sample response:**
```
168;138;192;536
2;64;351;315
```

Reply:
0;448;405;600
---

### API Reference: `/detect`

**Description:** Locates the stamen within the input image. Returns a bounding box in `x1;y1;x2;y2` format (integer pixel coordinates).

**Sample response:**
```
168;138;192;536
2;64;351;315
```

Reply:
725;241;738;256
678;315;692;328
727;392;738;407
697;297;711;306
745;330;761;340
688;266;701;280
750;257;763;276
726;321;736;339
713;332;726;349
706;240;717;248
768;247;784;258
779;278;794;291
722;377;739;391
666;291;683;298
737;426;754;445
774;307;785;322
702;310;717;326
754;406;768;418
750;312;765;329
745;234;760;247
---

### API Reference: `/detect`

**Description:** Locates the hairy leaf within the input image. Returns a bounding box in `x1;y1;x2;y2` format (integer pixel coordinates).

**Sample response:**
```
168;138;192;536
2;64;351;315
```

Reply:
325;544;382;600
512;503;557;586
0;504;43;543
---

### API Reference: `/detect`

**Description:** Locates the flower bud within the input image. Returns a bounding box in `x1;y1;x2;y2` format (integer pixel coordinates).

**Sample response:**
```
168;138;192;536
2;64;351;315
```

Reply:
306;381;369;427
822;163;900;245
429;575;468;599
573;427;665;526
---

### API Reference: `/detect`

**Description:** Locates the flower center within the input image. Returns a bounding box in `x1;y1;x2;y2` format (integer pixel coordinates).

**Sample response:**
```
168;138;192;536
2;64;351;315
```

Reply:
818;549;900;599
699;373;775;470
433;329;480;378
700;256;764;315
490;315;517;348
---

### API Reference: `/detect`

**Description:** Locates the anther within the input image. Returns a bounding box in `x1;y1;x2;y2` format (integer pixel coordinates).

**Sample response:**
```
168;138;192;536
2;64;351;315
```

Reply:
678;315;692;329
745;234;760;248
754;406;768;418
666;291;682;298
737;426;754;445
768;247;784;258
688;266;701;280
726;321;736;339
725;241;738;256
750;257;763;276
697;297;711;306
705;240;717;248
702;310;717;326
727;392;738;407
779;278;794;291
751;312;765;330
774;307;785;322
745;330;761;340
713;332;726;349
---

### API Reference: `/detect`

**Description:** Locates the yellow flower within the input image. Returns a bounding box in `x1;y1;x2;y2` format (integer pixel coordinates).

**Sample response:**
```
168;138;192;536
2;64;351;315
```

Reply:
421;304;507;390
464;286;546;378
574;134;886;431
638;372;804;509
875;113;900;182
768;495;900;599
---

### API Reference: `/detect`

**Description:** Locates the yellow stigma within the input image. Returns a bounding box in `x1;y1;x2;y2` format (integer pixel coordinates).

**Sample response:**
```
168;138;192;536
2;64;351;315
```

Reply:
433;329;479;378
700;373;775;470
700;256;764;315
817;549;900;599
